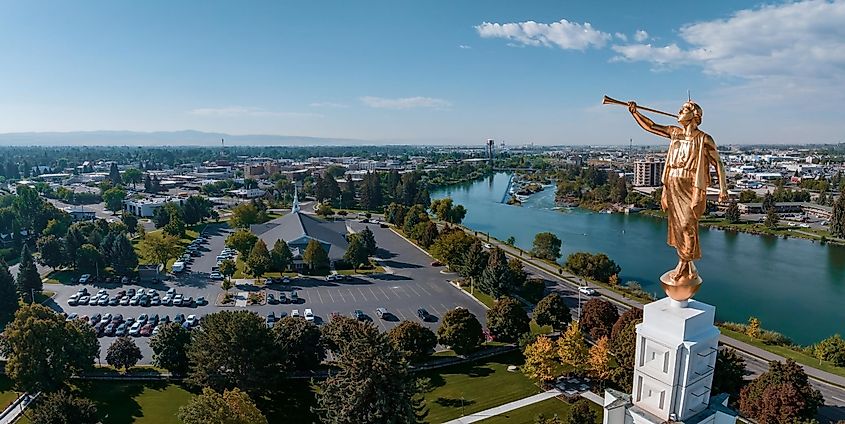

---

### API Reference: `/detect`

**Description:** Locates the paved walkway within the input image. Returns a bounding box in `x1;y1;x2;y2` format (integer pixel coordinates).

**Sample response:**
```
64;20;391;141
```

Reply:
0;392;38;424
442;389;562;424
458;226;845;390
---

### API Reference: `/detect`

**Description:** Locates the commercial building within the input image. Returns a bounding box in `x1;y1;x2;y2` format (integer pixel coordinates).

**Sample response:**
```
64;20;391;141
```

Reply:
123;197;184;217
63;206;96;221
634;157;665;187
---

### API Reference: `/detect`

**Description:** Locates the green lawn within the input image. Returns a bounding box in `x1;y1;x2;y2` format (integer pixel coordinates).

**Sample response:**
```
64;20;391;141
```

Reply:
477;397;603;424
470;290;496;309
719;326;845;379
0;376;20;411
44;270;77;285
420;351;541;423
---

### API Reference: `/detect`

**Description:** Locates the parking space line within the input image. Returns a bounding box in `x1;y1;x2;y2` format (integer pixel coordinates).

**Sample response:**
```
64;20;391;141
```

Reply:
427;283;444;293
347;289;356;302
327;290;335;303
368;287;379;300
396;309;408;320
377;287;391;300
407;285;421;297
316;289;325;304
357;287;368;301
416;284;433;296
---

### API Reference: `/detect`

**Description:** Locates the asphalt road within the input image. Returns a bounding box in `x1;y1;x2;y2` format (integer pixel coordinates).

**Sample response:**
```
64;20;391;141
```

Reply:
47;219;488;365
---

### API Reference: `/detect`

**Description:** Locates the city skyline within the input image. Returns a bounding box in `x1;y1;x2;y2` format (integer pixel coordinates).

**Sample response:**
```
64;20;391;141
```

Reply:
1;0;843;145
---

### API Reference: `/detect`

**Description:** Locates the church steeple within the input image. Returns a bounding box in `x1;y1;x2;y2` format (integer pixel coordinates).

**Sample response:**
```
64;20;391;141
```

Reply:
292;184;300;214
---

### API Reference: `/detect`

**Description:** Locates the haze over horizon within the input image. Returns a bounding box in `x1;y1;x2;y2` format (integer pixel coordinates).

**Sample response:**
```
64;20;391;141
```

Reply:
1;0;843;145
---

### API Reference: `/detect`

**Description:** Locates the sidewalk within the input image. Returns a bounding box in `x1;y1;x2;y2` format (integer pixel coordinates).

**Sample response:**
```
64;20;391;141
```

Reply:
0;392;38;424
442;389;562;424
459;226;845;390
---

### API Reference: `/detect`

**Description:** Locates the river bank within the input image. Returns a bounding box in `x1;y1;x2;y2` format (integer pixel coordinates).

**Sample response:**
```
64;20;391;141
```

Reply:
432;173;845;345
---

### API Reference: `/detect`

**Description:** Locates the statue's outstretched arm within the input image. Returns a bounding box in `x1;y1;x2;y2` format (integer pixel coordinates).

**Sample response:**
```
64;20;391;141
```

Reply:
628;102;671;139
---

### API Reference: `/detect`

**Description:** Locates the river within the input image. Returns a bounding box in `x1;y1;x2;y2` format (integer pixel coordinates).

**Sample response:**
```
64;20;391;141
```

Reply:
432;173;845;345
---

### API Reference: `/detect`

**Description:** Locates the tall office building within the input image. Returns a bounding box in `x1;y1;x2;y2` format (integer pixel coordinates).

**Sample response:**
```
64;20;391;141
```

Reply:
634;157;665;187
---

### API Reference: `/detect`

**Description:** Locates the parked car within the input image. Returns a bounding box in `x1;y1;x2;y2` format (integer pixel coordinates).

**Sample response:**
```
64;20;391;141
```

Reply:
196;297;207;306
120;296;131;306
291;309;300;318
375;308;388;319
66;312;78;321
127;288;136;297
353;309;368;321
278;293;288;304
101;313;113;323
304;309;315;322
266;312;276;325
417;308;432;322
282;277;290;284
78;274;91;284
104;322;118;336
162;295;173;306
97;295;109;306
115;323;128;336
68;294;79;306
139;324;153;337
290;291;299;303
149;314;159;326
173;294;184;305
210;272;223;280
267;294;277;304
167;288;176;296
137;314;148;324
150;297;161;306
129;295;141;306
129;321;143;336
174;314;185;325
109;296;120;306
87;296;100;306
78;295;90;304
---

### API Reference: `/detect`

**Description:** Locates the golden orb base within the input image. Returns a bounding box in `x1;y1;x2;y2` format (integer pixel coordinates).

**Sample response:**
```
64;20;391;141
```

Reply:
660;270;702;307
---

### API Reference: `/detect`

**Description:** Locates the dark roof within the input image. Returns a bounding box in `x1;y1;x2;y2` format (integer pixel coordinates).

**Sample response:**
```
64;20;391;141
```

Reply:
251;212;349;260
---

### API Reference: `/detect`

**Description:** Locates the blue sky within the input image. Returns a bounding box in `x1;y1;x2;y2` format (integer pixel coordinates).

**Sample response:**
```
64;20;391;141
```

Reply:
0;0;843;145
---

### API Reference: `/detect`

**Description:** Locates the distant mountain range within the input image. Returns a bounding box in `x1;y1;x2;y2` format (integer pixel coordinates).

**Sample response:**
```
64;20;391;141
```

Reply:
0;130;372;146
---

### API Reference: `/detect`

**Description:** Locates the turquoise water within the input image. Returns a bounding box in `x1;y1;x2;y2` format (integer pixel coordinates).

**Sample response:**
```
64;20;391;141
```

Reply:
433;173;845;345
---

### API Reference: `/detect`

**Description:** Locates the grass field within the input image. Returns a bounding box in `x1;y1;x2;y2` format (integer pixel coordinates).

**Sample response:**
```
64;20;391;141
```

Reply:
476;397;603;424
0;376;19;412
420;351;541;423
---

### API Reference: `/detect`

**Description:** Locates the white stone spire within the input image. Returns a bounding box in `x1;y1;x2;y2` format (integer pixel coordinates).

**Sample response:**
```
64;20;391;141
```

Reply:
292;185;300;213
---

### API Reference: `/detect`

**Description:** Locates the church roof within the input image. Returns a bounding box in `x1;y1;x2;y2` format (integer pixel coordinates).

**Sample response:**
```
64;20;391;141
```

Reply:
251;212;349;260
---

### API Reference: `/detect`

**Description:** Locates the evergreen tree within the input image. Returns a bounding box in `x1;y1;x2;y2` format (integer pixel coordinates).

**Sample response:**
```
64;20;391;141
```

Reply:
725;202;741;224
479;247;515;297
764;207;779;228
16;244;41;302
108;162;122;186
270;239;293;273
458;240;488;287
361;172;383;211
144;174;152;192
831;194;845;238
359;226;377;255
0;261;19;327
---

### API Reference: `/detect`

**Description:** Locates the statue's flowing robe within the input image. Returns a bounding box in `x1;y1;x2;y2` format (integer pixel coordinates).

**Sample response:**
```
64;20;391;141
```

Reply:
661;127;714;262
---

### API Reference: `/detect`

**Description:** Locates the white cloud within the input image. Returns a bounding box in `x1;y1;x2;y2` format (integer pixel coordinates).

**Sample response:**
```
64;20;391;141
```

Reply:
475;19;611;50
309;102;348;108
611;0;845;80
189;106;321;118
614;32;628;42
633;30;649;42
360;96;451;110
458;44;472;49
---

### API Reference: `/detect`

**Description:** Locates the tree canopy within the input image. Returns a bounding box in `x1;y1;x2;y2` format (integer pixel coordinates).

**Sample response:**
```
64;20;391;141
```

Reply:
486;297;530;343
437;307;483;355
106;336;143;371
178;388;268;424
150;322;191;376
531;232;562;260
533;293;572;332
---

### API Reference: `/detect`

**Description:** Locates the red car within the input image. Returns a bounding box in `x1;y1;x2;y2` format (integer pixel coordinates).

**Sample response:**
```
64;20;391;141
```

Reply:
139;324;154;337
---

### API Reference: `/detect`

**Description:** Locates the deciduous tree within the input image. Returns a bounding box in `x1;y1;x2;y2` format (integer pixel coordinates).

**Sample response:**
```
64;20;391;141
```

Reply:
533;293;572;332
106;336;142;371
270;239;293;273
531;232;562;260
588;336;612;380
580;298;619;340
102;187;126;213
225;229;258;256
522;335;557;384
387;320;437;362
150;322;191;376
37;235;64;270
713;348;749;397
303;239;329;271
3;304;99;392
563;252;621;284
273;316;326;371
814;334;845;367
437;307;483;355
725;202;741;224
230;202;261;228
29;390;98;424
245;239;271;282
344;234;369;270
139;232;182;271
486;297;530;343
219;259;236;285
568;399;597;424
739;359;823;423
557;322;588;369
186;310;281;394
178;388;267;424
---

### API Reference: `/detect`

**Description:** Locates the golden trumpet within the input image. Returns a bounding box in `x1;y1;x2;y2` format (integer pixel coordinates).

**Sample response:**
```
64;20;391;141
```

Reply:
602;95;678;119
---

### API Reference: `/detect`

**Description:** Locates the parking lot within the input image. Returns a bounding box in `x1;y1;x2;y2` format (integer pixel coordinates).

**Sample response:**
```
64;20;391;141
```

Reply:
47;220;489;364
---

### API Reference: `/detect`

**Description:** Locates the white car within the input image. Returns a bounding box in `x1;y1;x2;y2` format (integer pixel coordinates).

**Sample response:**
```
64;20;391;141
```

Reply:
78;274;91;284
186;315;199;326
210;272;223;280
291;309;300;318
482;242;493;249
578;286;597;296
129;321;143;336
304;309;314;322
